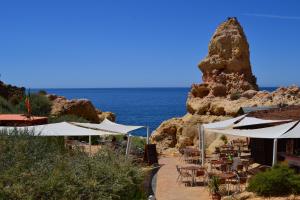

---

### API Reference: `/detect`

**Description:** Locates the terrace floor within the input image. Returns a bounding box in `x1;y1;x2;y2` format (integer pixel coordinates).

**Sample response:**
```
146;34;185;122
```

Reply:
155;155;209;200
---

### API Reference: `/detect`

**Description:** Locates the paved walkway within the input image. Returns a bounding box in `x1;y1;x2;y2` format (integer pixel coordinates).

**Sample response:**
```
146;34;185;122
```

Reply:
155;156;210;200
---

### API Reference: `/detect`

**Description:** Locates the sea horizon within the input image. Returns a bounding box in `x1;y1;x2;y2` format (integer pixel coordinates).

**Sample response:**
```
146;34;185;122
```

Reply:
31;87;278;137
30;86;279;90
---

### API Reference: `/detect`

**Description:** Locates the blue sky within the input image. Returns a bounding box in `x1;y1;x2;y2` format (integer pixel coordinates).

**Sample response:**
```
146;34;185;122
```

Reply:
0;0;300;88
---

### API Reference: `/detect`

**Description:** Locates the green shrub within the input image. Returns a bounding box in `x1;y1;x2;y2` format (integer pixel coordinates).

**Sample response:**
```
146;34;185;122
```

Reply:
114;135;146;150
0;129;145;200
8;95;22;105
230;92;241;100
37;89;47;95
17;93;52;116
220;135;228;144
247;165;300;196
0;96;16;114
131;136;146;150
49;114;89;123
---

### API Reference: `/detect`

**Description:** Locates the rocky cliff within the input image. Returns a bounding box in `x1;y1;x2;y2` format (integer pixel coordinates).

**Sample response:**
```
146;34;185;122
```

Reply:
150;17;300;153
47;94;116;123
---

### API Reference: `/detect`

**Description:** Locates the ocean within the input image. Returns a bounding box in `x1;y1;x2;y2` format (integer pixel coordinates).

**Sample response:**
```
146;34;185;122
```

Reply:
34;87;277;136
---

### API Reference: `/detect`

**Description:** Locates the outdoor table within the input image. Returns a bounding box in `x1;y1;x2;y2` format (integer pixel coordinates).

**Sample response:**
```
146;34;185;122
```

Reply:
210;159;233;172
183;148;200;163
209;160;224;172
184;148;200;154
181;165;204;186
210;159;224;165
220;145;232;150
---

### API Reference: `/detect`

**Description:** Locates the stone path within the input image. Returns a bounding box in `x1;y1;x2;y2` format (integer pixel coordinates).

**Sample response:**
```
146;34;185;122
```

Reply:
155;156;210;200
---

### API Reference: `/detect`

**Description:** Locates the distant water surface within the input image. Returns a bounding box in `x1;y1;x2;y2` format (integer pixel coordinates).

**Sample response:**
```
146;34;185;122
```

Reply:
33;87;277;136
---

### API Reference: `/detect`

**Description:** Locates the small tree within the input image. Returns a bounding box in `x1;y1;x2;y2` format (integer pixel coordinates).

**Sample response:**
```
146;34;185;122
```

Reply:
220;135;228;145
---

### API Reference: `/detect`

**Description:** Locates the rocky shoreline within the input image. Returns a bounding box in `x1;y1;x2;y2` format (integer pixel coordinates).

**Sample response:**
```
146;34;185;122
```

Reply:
0;82;115;123
47;94;116;123
150;17;300;153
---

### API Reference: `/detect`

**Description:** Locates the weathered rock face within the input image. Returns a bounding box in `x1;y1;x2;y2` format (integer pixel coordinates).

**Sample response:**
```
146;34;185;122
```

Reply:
150;17;300;153
0;80;25;101
96;109;116;122
199;17;258;94
48;95;116;123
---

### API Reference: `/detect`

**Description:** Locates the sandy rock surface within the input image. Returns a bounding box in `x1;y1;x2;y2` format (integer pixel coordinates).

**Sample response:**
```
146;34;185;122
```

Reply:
150;17;300;153
48;94;116;123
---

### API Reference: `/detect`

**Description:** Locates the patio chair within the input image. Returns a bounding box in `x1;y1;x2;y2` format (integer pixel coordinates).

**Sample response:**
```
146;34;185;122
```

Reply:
216;163;227;172
229;171;248;193
178;147;185;161
176;165;192;186
196;168;208;186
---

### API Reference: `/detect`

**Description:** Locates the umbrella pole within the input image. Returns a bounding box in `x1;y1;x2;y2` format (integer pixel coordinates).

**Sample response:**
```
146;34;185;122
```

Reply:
200;125;205;166
126;134;130;156
272;138;278;166
89;135;92;156
146;126;150;144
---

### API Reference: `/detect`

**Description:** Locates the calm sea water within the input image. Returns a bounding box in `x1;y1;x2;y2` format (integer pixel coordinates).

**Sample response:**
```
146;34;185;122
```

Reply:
33;87;277;136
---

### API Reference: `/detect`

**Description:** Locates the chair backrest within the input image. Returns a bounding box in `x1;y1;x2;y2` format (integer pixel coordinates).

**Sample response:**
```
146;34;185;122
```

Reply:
220;164;227;172
236;171;248;184
237;164;243;171
231;157;242;171
196;169;205;176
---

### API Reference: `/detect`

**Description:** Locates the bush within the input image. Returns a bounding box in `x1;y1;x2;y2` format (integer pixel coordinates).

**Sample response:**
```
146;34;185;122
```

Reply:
17;93;52;116
8;95;22;105
38;90;47;95
0;96;16;114
114;135;146;150
230;92;241;100
131;136;146;150
49;114;89;123
0;129;145;199
220;135;228;144
247;165;300;196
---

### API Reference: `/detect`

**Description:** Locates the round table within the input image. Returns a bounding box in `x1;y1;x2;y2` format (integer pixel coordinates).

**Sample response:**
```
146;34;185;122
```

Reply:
216;172;236;195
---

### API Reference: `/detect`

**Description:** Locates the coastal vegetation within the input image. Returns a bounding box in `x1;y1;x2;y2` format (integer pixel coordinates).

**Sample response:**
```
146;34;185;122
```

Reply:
0;93;52;116
247;165;300;196
17;93;52;116
49;114;89;123
0;129;145;200
0;96;16;114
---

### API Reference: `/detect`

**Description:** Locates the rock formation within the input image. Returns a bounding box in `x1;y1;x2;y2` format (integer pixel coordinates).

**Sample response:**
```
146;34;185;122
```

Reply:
199;17;258;94
47;94;116;123
150;17;300;153
96;109;116;122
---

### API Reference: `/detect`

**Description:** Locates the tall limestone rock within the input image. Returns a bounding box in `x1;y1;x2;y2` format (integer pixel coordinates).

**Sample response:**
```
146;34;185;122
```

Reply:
150;17;300;153
199;17;258;93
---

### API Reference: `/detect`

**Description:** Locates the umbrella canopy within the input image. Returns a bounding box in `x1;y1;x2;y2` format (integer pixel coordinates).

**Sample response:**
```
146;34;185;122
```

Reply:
0;122;107;136
233;117;291;128
74;119;145;134
207;121;297;139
